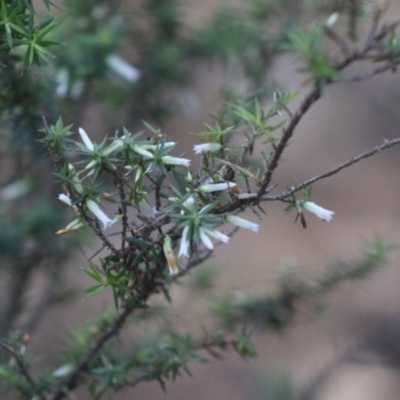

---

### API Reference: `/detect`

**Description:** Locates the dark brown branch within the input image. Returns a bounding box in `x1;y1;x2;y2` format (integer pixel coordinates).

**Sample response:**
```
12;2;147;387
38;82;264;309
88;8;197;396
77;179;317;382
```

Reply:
113;172;129;258
256;84;322;197
49;304;135;400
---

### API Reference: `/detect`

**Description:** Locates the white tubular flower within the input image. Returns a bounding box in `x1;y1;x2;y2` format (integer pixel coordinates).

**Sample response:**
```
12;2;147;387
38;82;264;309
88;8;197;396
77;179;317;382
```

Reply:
56;218;85;235
236;193;257;199
226;215;259;233
198;182;236;193
199;227;214;249
79;128;94;152
55;68;69;98
201;227;230;244
132;146;154;159
193;143;222;154
58;193;72;206
1;180;30;201
86;199;114;229
301;201;334;222
178;225;191;258
161;155;191;167
163;235;179;275
182;195;195;210
106;54;141;83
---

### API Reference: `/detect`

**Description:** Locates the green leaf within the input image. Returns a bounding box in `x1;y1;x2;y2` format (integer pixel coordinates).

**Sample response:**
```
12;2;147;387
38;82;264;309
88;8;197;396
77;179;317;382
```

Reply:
84;264;104;283
124;237;147;248
85;284;105;298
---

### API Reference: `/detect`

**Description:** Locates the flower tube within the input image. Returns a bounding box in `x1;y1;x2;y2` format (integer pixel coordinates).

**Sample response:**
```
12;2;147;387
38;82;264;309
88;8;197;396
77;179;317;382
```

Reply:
161;155;191;167
163;235;179;275
78;128;94;152
178;225;191;258
86;199;114;229
298;201;334;222
193;143;222;154
198;182;236;193
226;215;259;233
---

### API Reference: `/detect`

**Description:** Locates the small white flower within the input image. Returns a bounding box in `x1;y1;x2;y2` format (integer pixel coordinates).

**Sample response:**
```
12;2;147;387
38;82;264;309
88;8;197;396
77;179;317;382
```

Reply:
52;364;74;378
71;79;84;99
199;227;214;249
106;54;141;83
161;155;191;167
132;145;154;159
201;227;230;244
193;143;222;154
55;68;69;98
1;179;30;201
86;199;114;229
163;235;179;275
182;196;195;210
178;225;191;258
236;193;258;199
58;193;72;206
226;215;259;233
198;182;236;193
300;201;334;222
79;128;94;152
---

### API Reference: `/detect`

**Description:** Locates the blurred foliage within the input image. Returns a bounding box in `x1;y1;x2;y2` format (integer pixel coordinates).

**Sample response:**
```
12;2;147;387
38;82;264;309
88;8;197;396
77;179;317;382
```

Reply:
0;0;399;399
213;237;391;330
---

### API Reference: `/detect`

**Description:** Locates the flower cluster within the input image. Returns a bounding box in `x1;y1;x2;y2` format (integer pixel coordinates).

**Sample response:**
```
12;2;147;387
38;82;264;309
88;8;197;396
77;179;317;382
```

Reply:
53;124;335;278
170;191;260;266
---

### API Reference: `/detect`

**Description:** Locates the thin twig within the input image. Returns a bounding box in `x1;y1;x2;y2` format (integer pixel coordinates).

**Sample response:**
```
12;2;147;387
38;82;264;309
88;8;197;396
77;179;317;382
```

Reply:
337;61;399;83
324;26;351;57
264;137;400;202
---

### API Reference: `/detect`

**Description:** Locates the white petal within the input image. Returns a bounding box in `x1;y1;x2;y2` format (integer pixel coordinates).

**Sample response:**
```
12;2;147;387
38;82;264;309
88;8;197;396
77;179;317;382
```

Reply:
58;193;72;206
161;156;191;167
227;215;259;233
193;143;222;154
198;182;236;193
199;228;214;250
55;68;69;98
236;193;258;199
202;227;230;244
303;201;334;222
78;128;94;152
178;226;191;258
183;196;195;210
106;54;140;83
86;199;114;229
132;146;154;159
